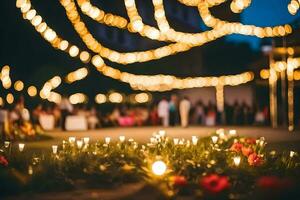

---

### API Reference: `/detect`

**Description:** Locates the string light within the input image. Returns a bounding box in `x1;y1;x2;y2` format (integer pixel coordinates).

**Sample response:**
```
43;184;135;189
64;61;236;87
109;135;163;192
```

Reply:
27;86;37;97
288;0;300;15
230;0;251;13
14;80;24;91
177;0;226;7
1;65;12;89
198;1;293;38
69;93;87;104
108;92;123;103
134;93;150;103
95;93;106;104
61;0;195;64
6;93;14;104
66;67;88;83
16;0;257;91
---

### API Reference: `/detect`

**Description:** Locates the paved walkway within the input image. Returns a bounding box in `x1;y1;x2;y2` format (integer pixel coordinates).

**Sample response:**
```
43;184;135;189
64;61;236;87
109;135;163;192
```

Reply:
25;126;300;149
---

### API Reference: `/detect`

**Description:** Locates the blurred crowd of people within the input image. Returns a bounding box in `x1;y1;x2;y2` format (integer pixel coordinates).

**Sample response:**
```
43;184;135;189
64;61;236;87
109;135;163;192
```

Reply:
0;94;271;135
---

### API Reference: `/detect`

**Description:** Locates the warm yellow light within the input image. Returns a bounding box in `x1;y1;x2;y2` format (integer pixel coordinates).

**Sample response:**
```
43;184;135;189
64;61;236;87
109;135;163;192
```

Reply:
108;92;123;103
6;93;14;104
211;136;218;144
79;51;90;62
26;9;36;20
260;69;270;79
294;70;300;80
66;67;88;83
0;97;3;106
91;55;104;67
95;93;106;104
49;76;61;88
18;143;25;152
288;0;299;15
233;156;241;167
31;15;42;26
69;93;87;104
16;0;27;8
69;45;79;57
134;93;150;103
59;40;69;51
14;80;24;91
44;28;57;42
27;86;37;97
152;160;167;176
48;92;62;104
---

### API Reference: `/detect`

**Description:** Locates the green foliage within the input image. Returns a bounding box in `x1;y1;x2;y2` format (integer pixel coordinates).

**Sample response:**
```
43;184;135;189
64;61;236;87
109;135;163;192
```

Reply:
0;131;300;199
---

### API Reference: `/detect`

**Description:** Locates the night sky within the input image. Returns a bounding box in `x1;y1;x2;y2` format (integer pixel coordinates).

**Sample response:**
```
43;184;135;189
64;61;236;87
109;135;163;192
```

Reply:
226;0;300;49
1;0;299;98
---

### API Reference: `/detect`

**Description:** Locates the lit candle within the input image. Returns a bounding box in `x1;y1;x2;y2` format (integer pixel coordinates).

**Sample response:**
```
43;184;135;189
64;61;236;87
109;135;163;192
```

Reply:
68;137;76;144
128;138;134;143
83;137;90;145
219;132;226;140
290;151;295;158
76;140;83;149
179;139;184;145
229;130;237;136
105;137;111;144
18;143;25;152
192;136;198;145
233;156;241;167
211;136;218;144
119;136;125;143
28;165;33;175
4;141;10;148
52;145;58;154
150;137;156;144
173;138;179;145
216;129;224;135
158;130;166;137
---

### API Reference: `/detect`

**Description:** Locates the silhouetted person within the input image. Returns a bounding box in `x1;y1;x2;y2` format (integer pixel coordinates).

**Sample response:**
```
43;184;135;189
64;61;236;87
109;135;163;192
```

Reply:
179;96;191;127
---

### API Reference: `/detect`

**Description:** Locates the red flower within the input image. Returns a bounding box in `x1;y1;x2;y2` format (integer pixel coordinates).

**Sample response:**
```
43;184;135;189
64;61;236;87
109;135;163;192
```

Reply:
245;138;256;145
242;146;254;157
248;153;263;166
257;176;293;190
170;176;188;186
230;142;243;152
200;174;230;194
0;156;8;167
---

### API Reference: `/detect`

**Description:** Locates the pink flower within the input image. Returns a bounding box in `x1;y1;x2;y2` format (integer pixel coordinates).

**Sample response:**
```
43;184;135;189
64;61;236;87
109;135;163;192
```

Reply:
248;153;263;166
200;174;230;194
230;142;243;152
242;146;254;157
0;156;8;167
170;176;188;186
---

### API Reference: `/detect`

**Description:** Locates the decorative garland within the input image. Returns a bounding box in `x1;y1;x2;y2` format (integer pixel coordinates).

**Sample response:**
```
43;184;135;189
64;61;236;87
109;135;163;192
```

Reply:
1;129;300;199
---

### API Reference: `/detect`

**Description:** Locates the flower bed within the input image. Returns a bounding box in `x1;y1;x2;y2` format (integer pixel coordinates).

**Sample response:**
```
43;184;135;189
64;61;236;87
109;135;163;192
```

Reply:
1;129;300;199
